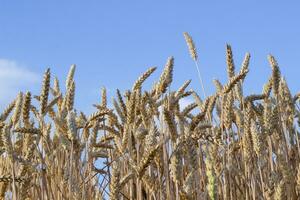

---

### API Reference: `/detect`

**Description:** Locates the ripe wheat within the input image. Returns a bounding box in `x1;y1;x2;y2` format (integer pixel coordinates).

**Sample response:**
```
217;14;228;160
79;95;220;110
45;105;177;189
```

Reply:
0;34;299;200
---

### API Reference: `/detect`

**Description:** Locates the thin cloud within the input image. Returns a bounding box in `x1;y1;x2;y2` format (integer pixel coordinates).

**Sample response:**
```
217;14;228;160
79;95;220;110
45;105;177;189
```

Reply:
0;59;40;108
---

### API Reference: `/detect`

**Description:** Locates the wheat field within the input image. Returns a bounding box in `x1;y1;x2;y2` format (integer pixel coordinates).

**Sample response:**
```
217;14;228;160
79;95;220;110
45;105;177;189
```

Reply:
0;33;300;200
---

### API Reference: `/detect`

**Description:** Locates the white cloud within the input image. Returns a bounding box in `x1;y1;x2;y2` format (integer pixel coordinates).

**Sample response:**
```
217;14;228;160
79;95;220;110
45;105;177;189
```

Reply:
0;59;40;108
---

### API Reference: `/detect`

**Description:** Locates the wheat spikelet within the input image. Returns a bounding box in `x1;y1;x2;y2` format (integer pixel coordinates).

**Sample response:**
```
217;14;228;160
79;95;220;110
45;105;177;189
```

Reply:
0;99;16;122
186;138;198;170
66;80;75;111
206;95;217;119
2;122;13;155
12;92;23;126
183;32;198;61
13;127;41;135
0;175;26;183
279;77;294;128
155;56;174;96
137;144;160;177
170;148;182;184
67;111;77;141
236;52;250;103
87;109;111;122
243;102;253;161
263;77;273;97
40;68;51;115
53;76;60;94
235;79;244;102
223;67;249;94
223;92;234;129
116;89;127;117
22;92;31;127
163;108;177;142
199;96;212;115
263;99;272;135
233;108;243;129
250;119;262;157
133;67;157;91
110;161;120;200
206;156;217;200
112;97;125;123
66;64;76;90
175;80;192;98
241;52;251;72
126;90;136;124
144;123;158;149
244;94;266;103
268;55;281;98
226;44;235;79
100;87;107;108
181;103;197;117
213;79;223;94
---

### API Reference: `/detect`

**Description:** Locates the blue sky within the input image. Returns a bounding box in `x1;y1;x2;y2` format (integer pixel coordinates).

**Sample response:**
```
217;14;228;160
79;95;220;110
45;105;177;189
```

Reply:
0;1;299;112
